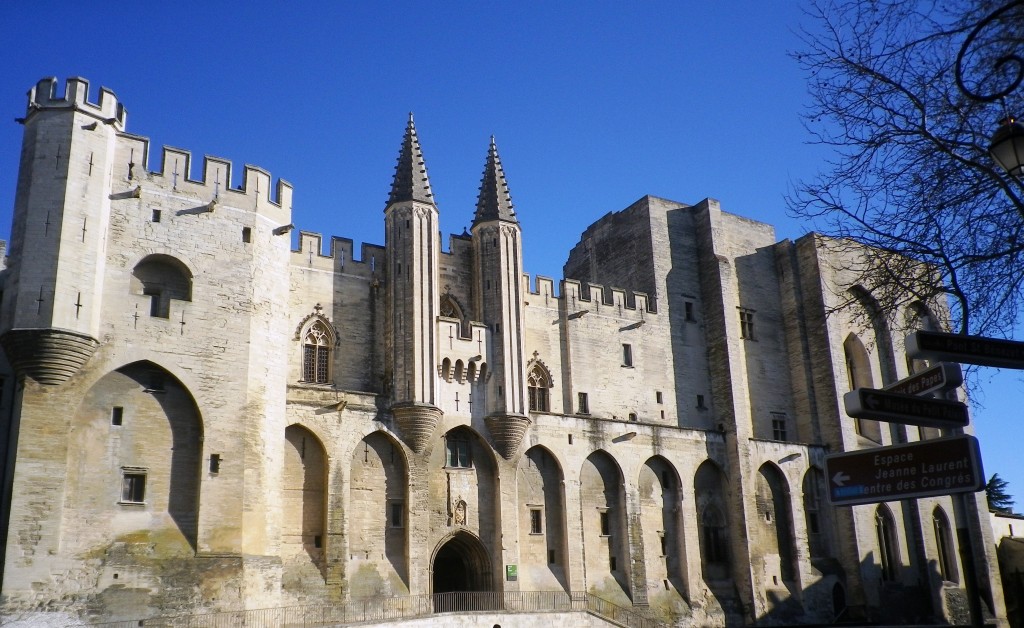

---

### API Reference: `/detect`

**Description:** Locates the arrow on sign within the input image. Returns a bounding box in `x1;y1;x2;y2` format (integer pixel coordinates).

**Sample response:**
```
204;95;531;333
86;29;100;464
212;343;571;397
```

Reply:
844;388;969;429
832;471;850;487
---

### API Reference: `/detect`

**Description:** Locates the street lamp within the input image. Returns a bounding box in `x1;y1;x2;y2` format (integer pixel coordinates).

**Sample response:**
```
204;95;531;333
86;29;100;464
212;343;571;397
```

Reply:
954;0;1023;175
990;117;1024;176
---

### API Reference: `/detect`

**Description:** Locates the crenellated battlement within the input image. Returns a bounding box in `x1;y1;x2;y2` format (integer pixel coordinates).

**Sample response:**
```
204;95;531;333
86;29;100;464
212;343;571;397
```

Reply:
26;77;125;130
522;274;654;316
113;133;292;221
291;231;386;279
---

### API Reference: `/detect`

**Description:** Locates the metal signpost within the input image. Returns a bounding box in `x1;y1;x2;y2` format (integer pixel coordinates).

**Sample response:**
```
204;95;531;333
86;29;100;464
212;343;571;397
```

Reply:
883;362;962;396
831;330;1024;628
907;330;1024;369
824;435;984;506
842;388;969;428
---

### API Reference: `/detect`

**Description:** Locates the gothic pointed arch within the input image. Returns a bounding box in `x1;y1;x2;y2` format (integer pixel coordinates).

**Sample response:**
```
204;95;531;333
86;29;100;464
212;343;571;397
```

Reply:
349;430;409;597
517;445;568;591
932;506;958;583
849;285;897;383
580;450;630;604
433;427;498;541
64;361;203;557
755;462;798;584
526;358;553;413
440;293;470;338
875;504;900;582
844;333;882;443
283;424;328;585
802;466;834;560
295;304;339;385
431;530;492;598
695;460;731;581
639;455;686;598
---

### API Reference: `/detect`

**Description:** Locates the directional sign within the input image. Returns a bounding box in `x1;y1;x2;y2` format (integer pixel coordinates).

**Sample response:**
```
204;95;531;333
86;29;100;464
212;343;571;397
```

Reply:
884;362;962;397
907;330;1024;369
844;388;969;429
825;435;984;506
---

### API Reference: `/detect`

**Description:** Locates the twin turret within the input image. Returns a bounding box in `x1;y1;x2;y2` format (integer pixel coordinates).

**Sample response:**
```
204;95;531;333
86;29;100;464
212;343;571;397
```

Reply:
383;117;530;458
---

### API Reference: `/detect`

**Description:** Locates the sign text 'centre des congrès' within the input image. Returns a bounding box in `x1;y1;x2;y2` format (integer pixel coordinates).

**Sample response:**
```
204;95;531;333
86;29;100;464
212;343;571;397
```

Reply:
824;435;984;506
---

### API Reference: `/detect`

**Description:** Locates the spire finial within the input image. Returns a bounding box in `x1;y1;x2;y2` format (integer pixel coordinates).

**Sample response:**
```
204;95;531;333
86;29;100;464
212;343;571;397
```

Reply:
386;113;436;209
473;136;517;226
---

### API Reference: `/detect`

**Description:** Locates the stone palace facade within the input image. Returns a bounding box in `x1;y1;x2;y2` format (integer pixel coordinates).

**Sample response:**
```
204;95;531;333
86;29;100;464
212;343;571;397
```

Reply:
0;77;1008;626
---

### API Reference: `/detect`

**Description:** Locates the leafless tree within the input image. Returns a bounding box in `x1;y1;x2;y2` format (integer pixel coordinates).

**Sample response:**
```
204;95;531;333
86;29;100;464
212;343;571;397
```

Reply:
790;0;1024;337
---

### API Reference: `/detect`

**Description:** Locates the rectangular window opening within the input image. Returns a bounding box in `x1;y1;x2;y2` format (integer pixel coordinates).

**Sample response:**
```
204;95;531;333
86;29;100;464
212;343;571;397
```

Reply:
600;510;610;536
771;412;788;441
390;502;404;528
548;549;556;564
610;555;617;571
530;508;543;534
151;209;161;223
209;453;221;474
111;406;124;426
697;394;706;409
685;301;694;321
120;470;147;504
577;392;589;414
242;227;251;243
314;535;322;548
656;391;663;404
622;343;633;367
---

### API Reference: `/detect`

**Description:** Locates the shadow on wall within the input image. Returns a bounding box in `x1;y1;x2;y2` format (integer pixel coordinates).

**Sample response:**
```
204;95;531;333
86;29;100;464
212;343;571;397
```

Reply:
121;362;203;551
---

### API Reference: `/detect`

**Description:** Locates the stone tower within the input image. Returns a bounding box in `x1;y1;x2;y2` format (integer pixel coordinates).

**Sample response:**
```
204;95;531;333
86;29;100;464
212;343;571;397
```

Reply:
472;138;530;459
384;114;443;453
0;77;124;384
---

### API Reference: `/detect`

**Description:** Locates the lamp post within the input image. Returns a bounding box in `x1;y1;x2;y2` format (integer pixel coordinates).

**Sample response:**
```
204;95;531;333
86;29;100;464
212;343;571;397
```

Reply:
951;4;1022;627
990;116;1024;176
955;0;1023;175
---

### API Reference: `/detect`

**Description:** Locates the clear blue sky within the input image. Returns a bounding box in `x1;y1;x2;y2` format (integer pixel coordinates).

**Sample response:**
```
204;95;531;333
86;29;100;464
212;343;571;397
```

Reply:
1;2;1020;508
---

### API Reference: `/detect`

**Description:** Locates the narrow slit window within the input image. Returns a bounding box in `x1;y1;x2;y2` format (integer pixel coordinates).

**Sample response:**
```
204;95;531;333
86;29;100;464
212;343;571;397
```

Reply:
111;406;124;426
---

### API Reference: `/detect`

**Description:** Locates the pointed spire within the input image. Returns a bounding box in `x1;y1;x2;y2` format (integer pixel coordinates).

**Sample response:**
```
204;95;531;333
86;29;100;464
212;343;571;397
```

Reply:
387;113;436;208
473;136;517;225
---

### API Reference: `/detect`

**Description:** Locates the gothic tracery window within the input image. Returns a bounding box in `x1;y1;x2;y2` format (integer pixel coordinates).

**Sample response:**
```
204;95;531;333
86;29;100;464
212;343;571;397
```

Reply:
527;364;550;412
440;295;459;318
302;320;333;384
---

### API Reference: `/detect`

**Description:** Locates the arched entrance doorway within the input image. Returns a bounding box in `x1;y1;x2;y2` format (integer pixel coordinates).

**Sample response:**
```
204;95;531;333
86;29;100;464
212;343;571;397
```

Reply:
431;532;493;611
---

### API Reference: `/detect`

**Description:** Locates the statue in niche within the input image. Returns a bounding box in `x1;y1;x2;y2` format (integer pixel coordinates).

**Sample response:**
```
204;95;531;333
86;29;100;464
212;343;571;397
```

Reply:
453;499;467;526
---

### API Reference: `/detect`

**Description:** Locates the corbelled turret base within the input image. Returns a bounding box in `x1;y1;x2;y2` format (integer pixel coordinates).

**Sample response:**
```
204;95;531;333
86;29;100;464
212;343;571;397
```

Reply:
485;413;531;460
391;402;443;454
0;328;100;385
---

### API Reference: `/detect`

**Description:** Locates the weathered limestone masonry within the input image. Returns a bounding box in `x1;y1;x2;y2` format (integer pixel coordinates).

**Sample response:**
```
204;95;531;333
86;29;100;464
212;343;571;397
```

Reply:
0;77;1007;627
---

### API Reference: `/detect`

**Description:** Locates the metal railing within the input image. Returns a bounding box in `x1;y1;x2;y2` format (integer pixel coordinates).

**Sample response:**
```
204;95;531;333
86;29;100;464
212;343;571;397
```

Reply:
91;590;666;627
